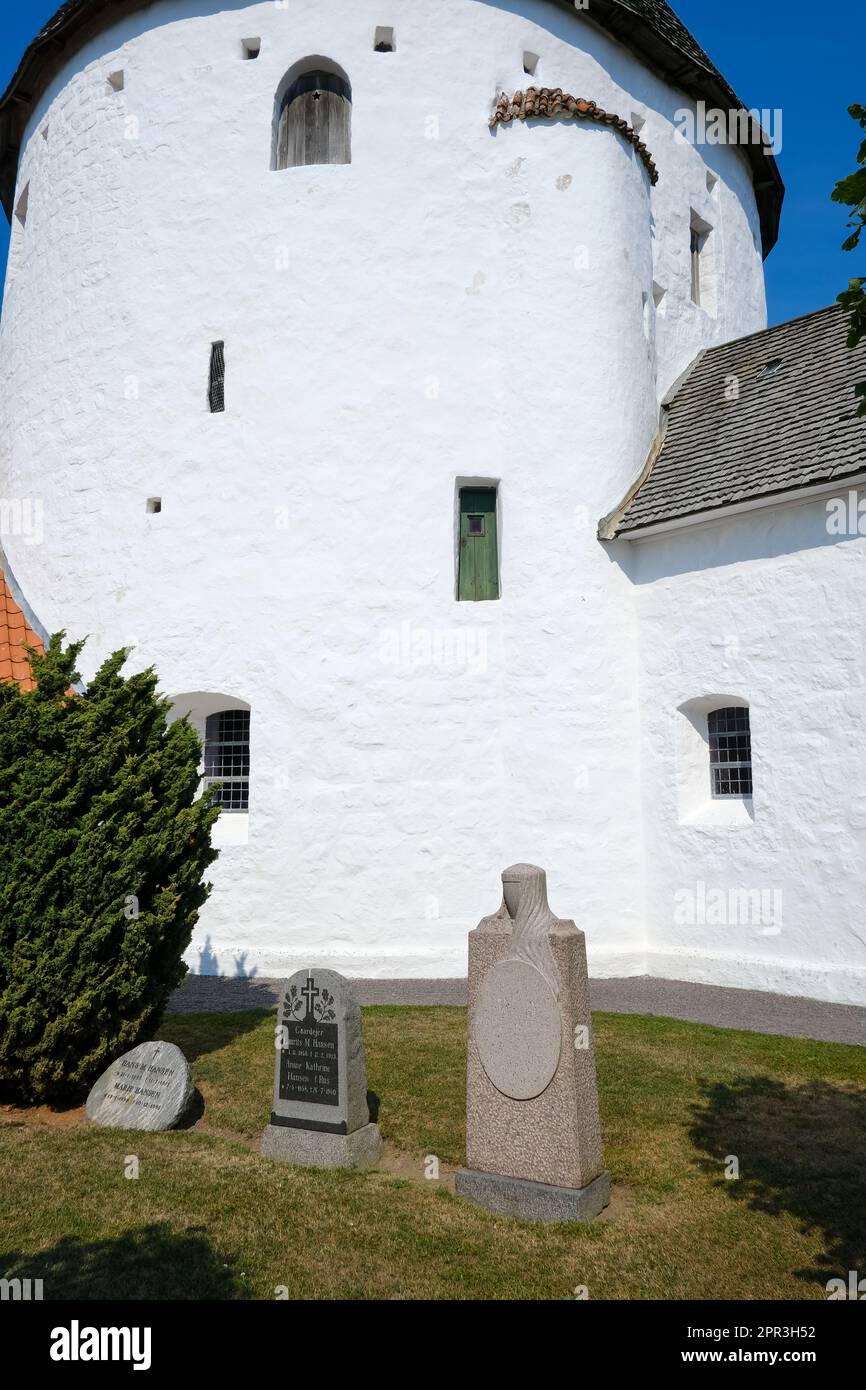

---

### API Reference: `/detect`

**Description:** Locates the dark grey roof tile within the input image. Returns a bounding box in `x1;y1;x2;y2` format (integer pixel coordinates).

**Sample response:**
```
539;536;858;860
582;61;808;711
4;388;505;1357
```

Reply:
611;305;866;535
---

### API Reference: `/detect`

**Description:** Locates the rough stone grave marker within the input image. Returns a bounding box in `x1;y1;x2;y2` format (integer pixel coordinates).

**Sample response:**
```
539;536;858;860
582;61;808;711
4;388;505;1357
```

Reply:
261;967;382;1168
455;863;610;1221
86;1040;193;1131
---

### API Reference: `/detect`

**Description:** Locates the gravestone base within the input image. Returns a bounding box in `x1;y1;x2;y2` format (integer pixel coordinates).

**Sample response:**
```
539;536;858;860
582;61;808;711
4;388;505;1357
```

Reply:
261;1120;382;1170
455;1166;610;1223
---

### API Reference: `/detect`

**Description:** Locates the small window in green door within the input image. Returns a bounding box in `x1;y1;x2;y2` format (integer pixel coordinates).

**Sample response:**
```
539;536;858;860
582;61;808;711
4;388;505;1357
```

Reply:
458;488;499;601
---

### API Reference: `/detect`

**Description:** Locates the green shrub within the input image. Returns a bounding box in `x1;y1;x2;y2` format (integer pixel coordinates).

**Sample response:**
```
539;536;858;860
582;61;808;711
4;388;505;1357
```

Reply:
0;636;219;1103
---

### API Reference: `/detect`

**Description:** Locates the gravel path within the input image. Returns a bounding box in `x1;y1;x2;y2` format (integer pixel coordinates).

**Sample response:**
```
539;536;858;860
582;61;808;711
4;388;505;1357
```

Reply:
168;974;865;1047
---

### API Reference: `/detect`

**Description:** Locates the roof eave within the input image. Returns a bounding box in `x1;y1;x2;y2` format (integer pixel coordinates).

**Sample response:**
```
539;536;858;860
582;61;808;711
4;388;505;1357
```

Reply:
567;0;783;256
610;470;866;541
0;0;784;251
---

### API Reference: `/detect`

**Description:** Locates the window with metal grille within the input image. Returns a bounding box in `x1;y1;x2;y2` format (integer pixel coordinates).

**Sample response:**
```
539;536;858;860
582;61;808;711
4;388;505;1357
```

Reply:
708;706;752;798
203;709;250;811
208;341;225;413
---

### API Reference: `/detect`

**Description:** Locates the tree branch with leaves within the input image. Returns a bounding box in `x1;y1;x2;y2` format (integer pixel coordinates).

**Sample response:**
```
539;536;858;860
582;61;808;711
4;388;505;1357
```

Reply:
833;103;866;416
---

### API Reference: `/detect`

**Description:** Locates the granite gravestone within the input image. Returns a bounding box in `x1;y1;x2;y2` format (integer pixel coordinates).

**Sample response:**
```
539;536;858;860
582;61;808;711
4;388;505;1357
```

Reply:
261;968;382;1168
455;863;610;1222
86;1041;194;1132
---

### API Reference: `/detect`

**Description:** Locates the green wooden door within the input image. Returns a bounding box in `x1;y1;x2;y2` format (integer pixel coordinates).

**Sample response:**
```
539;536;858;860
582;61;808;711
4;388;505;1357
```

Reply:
458;489;499;601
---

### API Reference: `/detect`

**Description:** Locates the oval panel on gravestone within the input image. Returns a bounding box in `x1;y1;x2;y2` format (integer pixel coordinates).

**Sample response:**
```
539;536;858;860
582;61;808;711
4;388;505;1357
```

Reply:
86;1041;193;1131
474;958;561;1100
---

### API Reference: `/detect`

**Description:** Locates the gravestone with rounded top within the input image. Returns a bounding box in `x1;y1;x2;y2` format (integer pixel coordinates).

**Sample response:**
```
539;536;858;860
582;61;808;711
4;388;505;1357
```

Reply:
455;863;610;1221
261;967;382;1168
86;1041;193;1131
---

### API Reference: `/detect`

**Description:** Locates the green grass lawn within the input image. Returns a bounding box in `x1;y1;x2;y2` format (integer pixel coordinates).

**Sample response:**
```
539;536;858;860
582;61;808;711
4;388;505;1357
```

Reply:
1;1007;863;1300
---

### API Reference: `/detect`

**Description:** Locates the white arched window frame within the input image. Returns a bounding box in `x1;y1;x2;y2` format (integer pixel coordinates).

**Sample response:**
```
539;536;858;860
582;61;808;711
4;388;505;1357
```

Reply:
676;695;754;827
168;692;251;847
272;59;352;170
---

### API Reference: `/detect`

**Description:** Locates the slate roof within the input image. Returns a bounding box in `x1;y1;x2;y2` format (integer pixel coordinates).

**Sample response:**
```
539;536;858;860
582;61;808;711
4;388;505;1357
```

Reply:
0;564;43;689
0;0;783;251
607;305;866;537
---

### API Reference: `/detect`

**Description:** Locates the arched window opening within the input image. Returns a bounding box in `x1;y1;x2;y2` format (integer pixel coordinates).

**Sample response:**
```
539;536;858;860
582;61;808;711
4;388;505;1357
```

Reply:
676;695;754;826
204;709;251;811
707;706;752;799
276;70;351;169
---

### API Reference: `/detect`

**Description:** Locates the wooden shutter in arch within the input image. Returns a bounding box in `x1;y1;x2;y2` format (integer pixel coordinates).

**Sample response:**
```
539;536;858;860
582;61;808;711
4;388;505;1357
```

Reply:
278;72;351;169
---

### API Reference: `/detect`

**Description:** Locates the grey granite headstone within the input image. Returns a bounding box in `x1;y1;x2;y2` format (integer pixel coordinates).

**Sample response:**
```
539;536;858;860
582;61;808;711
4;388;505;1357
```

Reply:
260;968;382;1168
455;863;610;1222
86;1041;193;1132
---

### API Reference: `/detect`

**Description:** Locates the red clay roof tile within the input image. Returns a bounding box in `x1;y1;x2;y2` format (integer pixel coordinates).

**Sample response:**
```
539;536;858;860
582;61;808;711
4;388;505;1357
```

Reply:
489;89;659;185
0;567;43;690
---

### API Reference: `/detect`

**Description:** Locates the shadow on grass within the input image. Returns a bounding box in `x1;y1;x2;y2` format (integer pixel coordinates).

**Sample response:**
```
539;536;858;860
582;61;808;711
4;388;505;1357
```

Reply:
690;1076;866;1287
0;1223;243;1299
159;1008;271;1064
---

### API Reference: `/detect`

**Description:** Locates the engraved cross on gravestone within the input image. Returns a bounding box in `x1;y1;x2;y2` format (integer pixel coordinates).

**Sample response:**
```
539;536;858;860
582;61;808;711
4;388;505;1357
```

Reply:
261;968;382;1169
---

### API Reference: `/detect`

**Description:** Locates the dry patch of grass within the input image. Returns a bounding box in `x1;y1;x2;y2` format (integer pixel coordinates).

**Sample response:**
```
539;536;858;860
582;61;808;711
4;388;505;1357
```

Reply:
0;1007;863;1299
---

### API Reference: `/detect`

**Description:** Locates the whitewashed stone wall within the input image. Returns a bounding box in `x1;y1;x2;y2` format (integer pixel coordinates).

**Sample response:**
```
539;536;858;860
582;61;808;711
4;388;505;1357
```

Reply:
0;1;770;983
626;493;866;1006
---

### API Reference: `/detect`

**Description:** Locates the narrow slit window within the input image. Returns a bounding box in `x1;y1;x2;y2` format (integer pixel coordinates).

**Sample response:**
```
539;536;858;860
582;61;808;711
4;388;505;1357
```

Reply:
708;706;752;798
690;225;702;304
689;213;714;310
209;341;225;413
458;488;499;601
204;709;250;811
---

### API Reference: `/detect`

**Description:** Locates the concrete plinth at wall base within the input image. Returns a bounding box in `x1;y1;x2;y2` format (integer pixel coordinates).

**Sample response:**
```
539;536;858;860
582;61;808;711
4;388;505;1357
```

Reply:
261;1122;382;1169
455;1166;611;1223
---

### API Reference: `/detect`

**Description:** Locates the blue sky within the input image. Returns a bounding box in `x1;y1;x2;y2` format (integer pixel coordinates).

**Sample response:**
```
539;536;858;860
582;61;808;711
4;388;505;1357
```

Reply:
0;0;861;325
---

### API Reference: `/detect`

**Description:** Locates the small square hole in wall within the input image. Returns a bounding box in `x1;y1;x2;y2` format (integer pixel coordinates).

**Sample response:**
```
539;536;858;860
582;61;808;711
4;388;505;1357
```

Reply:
630;111;646;136
146;497;162;514
241;38;261;60
374;27;395;52
706;170;719;194
106;71;124;93
523;51;540;76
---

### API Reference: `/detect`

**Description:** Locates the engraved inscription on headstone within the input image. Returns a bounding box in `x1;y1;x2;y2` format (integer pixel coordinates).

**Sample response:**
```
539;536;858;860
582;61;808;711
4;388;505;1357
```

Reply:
86;1041;193;1132
278;976;339;1107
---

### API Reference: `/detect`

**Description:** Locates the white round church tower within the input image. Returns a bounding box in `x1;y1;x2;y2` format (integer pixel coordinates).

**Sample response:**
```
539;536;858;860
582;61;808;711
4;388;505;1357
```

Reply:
0;1;780;978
